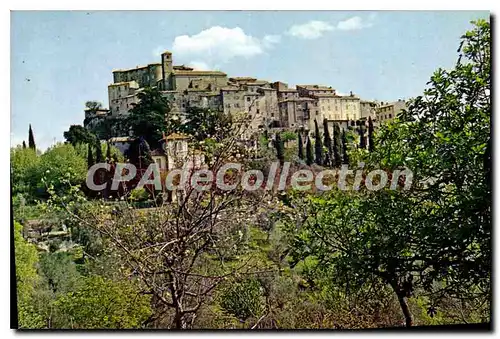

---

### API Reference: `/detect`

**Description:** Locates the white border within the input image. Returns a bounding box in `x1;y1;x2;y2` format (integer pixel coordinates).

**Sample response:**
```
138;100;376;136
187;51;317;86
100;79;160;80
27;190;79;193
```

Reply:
2;2;497;338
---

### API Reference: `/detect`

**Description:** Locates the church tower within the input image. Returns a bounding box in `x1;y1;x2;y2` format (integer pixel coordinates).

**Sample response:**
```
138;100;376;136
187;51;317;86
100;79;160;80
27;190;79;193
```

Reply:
161;51;173;90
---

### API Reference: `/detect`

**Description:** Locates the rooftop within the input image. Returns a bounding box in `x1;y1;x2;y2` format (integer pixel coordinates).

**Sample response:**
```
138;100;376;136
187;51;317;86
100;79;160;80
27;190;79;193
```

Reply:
173;65;194;71
165;132;191;140
109;81;139;87
173;70;227;76
297;85;335;91
229;77;257;82
112;63;161;73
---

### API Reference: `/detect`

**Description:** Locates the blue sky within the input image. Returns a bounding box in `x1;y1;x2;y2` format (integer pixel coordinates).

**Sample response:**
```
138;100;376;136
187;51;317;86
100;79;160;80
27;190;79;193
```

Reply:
11;10;489;150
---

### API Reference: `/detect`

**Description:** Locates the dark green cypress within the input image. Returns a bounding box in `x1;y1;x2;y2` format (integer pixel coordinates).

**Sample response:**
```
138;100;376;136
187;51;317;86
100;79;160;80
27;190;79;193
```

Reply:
368;116;375;152
275;133;285;165
359;123;366;149
306;136;314;166
28;124;36;150
314;120;323;165
87;143;94;168
298;131;304;160
22;141;26;149
95;140;103;163
341;129;349;165
323;118;332;166
106;141;112;162
333;123;342;168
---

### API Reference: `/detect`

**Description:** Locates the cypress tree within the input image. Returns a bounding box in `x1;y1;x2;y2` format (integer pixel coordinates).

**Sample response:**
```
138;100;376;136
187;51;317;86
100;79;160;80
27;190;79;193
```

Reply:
28;124;36;150
323;118;332;166
342;129;349;165
314;120;323;165
22;141;26;149
129;137;154;170
333;123;342;168
106;141;112;162
87;143;94;168
275;133;285;165
359;124;366;149
95;140;103;163
298;131;304;160
306;136;314;166
368;116;375;152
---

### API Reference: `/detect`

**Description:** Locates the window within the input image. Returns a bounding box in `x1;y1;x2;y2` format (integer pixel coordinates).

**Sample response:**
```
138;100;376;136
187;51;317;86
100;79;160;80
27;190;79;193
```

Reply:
235;103;240;108
247;97;251;102
155;158;162;169
256;109;260;114
389;114;392;118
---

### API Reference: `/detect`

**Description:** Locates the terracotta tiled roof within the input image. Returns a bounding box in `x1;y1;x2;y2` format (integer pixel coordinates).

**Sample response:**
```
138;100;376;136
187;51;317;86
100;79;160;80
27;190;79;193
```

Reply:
165;133;190;140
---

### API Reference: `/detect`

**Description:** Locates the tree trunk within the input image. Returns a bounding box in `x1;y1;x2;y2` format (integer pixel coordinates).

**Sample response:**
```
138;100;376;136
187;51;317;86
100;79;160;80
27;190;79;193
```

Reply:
173;311;187;329
397;294;413;327
390;281;413;327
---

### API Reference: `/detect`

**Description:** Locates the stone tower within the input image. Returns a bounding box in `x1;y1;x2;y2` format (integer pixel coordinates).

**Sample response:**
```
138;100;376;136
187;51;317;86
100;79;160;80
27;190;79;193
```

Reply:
161;51;173;90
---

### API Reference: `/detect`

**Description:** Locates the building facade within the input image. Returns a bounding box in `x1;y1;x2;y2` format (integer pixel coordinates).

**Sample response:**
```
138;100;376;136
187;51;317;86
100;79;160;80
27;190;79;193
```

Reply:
376;99;407;123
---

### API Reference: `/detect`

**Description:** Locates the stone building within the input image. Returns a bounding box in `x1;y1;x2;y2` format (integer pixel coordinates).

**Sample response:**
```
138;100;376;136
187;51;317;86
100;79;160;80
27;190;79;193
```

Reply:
107;51;228;117
95;50;393;144
360;100;379;121
376;99;407;123
108;81;140;116
220;78;279;139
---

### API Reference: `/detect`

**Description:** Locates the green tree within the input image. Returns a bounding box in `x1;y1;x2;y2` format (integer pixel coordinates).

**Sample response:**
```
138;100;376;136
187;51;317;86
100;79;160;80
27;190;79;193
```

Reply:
95;141;103;163
219;279;264;321
53;276;151;329
297;131;304;160
333;123;342;167
10;146;40;196
127;137;153;170
323;118;332;167
179;107;232;142
36;143;88;198
314;120;323;165
286;20;491;328
22;141;26;149
274;133;285;165
28;124;36;150
128;87;170;148
368;116;375;152
358;123;366;149
341;129;349;165
106;141;112;161
63;125;97;146
306;136;314;166
86;143;94;169
14;221;44;328
39;252;80;295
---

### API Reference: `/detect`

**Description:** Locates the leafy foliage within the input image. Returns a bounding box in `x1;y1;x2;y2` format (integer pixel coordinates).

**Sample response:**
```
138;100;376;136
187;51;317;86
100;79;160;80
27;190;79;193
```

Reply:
128;87;170;148
314;120;323;165
219;279;264;321
53;276;151;329
63;125;97;146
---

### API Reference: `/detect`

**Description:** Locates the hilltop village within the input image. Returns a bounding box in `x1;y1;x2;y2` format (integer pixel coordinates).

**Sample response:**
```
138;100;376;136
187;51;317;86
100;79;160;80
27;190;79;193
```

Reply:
84;51;406;144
